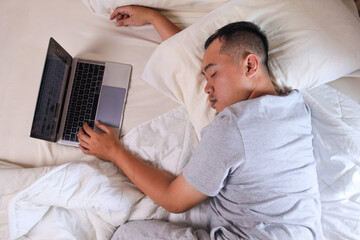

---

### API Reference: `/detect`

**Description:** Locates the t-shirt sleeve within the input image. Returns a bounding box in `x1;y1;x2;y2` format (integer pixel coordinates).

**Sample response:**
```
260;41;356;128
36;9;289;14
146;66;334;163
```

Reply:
182;116;246;197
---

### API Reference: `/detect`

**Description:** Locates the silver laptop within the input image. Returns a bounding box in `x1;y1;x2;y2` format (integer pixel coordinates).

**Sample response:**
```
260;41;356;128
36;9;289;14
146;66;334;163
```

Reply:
30;38;132;147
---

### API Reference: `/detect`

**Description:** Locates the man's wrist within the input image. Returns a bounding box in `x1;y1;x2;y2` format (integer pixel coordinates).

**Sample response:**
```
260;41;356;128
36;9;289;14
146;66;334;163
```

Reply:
147;9;164;25
108;144;124;166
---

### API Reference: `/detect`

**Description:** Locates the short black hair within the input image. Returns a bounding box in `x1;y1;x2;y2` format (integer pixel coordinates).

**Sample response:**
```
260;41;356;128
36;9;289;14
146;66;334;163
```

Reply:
204;21;269;71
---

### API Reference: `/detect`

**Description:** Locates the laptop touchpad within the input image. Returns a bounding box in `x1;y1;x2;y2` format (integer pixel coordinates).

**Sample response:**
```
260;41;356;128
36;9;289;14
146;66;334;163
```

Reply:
96;85;126;128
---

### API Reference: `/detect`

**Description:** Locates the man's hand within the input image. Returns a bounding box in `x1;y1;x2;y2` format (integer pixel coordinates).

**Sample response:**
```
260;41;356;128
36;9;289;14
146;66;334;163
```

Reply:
110;5;158;27
110;5;181;41
78;121;121;161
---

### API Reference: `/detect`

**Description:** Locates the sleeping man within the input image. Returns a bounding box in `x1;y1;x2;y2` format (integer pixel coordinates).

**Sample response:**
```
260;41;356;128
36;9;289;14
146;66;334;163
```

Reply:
78;5;323;240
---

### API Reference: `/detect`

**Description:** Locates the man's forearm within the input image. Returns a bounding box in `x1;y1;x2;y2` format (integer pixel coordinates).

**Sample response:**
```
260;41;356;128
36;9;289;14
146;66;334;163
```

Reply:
148;10;181;41
110;146;178;211
79;121;207;213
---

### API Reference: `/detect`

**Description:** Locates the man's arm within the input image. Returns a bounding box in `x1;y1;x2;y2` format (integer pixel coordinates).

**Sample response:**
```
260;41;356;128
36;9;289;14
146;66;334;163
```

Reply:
110;5;181;41
78;121;207;213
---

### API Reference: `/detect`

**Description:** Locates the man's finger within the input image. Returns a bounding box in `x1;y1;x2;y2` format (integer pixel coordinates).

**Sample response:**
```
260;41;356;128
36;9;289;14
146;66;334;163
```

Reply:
78;135;90;150
110;7;123;20
116;14;129;21
115;18;132;27
95;121;111;134
110;6;130;20
79;145;91;155
116;14;123;21
78;127;90;142
82;122;96;136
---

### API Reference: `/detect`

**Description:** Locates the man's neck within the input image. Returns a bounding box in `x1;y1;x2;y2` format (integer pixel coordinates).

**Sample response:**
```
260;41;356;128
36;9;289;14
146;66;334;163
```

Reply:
247;76;278;100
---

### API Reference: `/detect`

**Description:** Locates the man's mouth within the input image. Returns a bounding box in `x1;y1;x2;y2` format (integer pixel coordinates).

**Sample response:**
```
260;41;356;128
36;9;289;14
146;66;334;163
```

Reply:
209;98;216;108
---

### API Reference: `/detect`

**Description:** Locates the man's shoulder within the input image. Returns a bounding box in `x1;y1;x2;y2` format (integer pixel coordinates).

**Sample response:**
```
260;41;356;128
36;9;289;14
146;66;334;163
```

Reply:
221;89;309;123
201;109;241;139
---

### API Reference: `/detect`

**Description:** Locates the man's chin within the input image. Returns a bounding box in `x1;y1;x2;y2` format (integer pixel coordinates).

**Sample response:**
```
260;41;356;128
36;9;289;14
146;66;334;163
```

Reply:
211;106;219;115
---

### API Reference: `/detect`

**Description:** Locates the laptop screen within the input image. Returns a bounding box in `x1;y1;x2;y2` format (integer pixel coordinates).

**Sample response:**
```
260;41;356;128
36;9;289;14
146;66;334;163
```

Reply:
30;38;72;142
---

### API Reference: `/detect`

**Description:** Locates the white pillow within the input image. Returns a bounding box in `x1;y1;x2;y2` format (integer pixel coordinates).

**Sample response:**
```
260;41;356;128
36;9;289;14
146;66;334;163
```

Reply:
142;0;360;139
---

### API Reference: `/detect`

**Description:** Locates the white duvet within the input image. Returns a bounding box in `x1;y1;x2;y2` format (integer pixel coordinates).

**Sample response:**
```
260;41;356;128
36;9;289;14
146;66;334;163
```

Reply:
1;84;360;240
2;106;200;240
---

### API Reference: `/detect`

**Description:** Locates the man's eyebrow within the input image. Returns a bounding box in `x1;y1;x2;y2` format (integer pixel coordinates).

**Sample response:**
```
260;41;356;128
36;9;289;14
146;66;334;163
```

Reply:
202;63;215;75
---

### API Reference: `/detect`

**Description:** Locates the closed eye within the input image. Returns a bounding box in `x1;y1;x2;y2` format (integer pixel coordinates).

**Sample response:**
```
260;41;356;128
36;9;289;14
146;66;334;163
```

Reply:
211;72;217;78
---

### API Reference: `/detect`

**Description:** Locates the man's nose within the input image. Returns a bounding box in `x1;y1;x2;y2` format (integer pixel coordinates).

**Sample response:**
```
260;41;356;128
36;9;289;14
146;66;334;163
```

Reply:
204;82;214;94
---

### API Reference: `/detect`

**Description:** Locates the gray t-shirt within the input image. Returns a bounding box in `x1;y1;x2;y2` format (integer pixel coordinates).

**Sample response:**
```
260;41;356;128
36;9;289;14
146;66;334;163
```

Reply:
183;90;323;240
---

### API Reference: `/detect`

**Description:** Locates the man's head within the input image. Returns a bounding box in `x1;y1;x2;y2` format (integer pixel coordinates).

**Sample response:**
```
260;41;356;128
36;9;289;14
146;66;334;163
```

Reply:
202;21;275;114
205;21;269;71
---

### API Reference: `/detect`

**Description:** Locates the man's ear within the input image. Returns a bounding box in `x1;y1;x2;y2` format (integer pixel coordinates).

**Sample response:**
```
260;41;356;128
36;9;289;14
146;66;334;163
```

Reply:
245;53;259;78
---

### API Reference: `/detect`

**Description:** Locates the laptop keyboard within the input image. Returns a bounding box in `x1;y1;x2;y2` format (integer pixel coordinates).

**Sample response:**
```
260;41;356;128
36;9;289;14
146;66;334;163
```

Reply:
62;62;105;142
